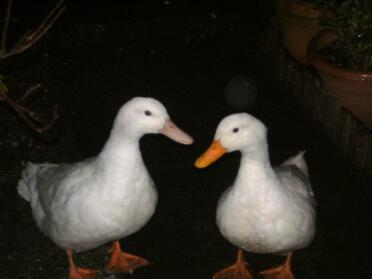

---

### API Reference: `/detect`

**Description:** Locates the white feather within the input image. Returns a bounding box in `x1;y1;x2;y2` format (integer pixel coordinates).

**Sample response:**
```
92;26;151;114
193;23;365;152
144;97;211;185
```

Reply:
17;97;191;252
211;113;316;255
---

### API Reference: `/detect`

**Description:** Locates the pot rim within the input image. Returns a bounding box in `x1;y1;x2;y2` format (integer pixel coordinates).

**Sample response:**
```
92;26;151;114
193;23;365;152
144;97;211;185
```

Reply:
289;0;321;18
276;0;321;19
308;31;372;81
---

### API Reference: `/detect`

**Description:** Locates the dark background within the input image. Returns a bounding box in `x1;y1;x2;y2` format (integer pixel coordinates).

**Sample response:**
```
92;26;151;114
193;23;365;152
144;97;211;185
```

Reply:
0;1;370;278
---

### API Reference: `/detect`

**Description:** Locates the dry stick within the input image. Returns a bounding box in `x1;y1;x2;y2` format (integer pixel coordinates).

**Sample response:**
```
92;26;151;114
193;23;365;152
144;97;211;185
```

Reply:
0;80;58;132
17;83;42;103
0;0;12;55
12;2;66;53
10;30;32;54
0;87;58;133
0;78;55;134
0;0;66;59
0;0;64;133
27;0;66;42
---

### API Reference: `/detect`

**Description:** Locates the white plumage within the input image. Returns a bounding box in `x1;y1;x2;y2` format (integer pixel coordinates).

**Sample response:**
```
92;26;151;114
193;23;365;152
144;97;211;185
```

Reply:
195;113;316;279
18;97;193;277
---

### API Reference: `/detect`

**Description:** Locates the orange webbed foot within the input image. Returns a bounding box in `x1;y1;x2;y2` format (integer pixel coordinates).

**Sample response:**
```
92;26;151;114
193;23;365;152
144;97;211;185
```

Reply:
259;253;295;279
106;241;150;274
213;249;254;279
66;249;98;279
69;266;98;279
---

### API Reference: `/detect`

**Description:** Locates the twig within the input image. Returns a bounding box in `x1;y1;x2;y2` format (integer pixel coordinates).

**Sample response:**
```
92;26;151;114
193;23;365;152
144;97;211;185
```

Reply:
0;0;66;59
0;85;58;133
17;83;42;103
11;30;32;53
0;0;12;55
26;0;65;43
0;1;64;133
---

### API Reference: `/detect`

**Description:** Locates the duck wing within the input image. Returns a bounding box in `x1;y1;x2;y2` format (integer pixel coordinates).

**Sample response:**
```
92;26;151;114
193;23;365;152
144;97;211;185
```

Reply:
275;165;316;206
281;150;308;178
36;158;97;216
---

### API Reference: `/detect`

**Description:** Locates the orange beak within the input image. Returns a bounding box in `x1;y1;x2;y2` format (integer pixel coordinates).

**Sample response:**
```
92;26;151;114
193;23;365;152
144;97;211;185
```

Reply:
195;140;227;168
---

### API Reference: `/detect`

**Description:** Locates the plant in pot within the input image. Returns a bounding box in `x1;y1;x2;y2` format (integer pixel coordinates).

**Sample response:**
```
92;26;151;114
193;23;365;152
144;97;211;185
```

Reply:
308;0;372;129
276;0;322;65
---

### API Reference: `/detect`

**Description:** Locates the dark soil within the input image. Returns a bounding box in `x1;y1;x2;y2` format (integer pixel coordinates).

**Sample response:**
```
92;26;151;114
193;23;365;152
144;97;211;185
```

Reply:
0;1;370;279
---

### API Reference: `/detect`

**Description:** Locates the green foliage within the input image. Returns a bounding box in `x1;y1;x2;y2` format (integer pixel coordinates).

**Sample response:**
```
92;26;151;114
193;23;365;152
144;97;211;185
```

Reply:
315;0;372;70
0;75;8;94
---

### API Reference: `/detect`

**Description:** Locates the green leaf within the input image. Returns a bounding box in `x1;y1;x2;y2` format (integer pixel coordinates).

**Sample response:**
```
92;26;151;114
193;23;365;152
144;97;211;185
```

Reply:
0;75;8;93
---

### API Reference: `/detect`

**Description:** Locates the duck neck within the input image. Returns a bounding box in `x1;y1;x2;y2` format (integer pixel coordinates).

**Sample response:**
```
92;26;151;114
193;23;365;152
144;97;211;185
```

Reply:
235;141;275;188
98;124;142;167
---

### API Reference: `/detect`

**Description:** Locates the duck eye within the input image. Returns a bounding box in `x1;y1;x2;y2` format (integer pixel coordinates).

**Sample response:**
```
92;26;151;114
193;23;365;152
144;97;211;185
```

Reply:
233;127;239;133
144;110;152;116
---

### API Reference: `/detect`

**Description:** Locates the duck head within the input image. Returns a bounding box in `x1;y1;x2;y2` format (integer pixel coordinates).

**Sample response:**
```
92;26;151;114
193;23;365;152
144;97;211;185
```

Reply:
195;113;267;168
114;97;193;144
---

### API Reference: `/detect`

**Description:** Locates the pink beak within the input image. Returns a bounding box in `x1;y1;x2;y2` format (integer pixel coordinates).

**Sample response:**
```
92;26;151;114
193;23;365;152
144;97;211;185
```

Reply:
160;119;193;145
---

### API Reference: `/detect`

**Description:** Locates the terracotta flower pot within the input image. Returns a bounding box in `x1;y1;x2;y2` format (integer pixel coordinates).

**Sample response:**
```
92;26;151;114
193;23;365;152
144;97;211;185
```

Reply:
276;0;321;65
308;31;372;129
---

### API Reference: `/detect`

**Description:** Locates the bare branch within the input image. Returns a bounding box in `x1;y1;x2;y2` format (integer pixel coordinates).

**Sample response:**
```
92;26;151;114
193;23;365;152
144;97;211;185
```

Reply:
0;0;12;55
0;1;64;133
10;30;32;53
0;0;66;59
26;0;66;43
17;83;42;103
0;85;58;133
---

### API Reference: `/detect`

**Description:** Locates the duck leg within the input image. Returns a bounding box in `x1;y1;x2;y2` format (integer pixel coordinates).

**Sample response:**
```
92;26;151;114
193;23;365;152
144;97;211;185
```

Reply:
259;253;295;279
106;240;149;274
66;249;97;279
212;249;253;279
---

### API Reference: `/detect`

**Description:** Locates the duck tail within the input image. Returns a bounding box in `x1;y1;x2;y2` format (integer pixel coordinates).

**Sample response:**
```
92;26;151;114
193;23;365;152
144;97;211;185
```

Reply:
17;162;39;202
281;150;309;178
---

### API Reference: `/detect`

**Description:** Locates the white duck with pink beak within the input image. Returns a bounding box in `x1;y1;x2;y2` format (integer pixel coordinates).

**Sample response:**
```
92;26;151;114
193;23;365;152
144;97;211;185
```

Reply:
18;97;193;279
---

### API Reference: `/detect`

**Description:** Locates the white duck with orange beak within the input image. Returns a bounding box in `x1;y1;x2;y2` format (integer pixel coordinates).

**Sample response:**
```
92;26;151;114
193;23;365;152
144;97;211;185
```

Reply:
195;113;315;279
18;97;193;279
